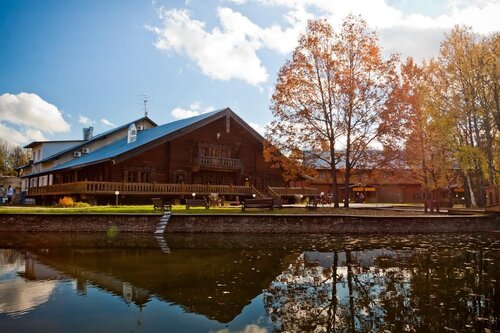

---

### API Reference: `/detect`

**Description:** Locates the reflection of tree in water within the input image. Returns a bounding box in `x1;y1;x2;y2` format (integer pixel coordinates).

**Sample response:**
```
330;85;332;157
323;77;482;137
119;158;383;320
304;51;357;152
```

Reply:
263;235;499;333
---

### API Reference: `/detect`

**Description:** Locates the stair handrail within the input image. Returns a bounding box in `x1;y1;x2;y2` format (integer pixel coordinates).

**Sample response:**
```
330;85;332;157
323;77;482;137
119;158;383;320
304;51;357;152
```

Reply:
251;185;265;198
267;186;281;199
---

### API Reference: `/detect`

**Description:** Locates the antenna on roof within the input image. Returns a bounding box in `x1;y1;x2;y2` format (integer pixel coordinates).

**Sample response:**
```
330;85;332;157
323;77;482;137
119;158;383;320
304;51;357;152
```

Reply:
138;94;149;117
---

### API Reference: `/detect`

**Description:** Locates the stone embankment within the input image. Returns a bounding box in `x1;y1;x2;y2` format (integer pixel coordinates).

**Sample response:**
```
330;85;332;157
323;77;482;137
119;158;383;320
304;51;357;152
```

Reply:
0;213;498;234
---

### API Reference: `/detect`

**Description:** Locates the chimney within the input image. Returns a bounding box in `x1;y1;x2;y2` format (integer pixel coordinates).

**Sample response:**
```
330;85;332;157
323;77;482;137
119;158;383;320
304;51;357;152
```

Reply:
83;127;94;141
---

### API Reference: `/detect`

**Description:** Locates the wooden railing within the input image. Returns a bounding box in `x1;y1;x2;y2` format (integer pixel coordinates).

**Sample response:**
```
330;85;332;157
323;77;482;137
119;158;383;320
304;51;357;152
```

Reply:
27;181;255;196
198;156;243;169
268;186;319;196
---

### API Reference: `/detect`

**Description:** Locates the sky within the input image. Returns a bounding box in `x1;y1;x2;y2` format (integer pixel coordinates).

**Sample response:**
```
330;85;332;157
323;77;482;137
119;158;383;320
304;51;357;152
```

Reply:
0;0;499;146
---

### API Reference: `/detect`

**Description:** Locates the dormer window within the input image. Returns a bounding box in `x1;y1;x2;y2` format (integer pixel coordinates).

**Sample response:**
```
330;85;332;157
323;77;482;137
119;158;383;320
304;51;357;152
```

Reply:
127;124;137;144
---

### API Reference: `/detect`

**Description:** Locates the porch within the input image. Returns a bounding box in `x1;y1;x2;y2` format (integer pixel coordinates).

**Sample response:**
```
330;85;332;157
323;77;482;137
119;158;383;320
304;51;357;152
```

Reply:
26;181;319;200
27;181;256;197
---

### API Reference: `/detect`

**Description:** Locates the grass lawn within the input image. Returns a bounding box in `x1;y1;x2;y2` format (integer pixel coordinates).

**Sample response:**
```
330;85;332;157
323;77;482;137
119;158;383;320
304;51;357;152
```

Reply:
0;204;425;216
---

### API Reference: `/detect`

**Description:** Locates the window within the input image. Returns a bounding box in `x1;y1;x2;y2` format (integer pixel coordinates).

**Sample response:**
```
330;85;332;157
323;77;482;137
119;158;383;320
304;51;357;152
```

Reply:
198;142;231;158
127;124;137;143
174;170;187;184
127;171;138;182
413;193;431;200
141;171;151;183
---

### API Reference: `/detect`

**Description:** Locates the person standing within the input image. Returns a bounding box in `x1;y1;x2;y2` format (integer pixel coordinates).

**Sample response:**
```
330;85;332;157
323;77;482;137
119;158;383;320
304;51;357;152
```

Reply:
0;185;5;205
6;185;14;204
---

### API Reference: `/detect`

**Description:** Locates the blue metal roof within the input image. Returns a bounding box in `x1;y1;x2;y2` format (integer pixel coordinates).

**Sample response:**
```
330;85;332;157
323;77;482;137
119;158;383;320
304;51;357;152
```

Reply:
35;116;157;164
49;109;224;172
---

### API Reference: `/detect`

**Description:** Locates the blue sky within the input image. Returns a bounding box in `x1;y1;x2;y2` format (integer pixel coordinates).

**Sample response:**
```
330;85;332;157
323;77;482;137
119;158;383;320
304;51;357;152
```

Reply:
0;0;499;146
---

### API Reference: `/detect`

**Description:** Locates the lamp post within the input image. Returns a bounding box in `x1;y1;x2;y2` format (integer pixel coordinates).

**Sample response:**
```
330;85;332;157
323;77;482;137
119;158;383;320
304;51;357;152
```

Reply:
300;194;303;204
115;190;120;206
192;192;196;199
252;194;256;199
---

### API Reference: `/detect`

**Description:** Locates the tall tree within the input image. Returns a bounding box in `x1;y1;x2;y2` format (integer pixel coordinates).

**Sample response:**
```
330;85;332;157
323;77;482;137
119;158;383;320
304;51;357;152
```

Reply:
436;26;499;207
265;16;402;207
401;58;457;204
0;138;11;176
334;16;401;207
0;139;30;176
8;145;30;175
265;19;342;207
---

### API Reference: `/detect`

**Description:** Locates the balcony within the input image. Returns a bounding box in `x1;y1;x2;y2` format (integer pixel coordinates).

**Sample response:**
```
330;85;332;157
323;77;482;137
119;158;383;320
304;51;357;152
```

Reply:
198;156;243;171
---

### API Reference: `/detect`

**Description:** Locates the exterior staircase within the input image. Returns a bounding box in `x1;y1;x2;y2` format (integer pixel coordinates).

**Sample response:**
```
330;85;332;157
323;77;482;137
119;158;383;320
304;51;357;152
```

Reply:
154;212;171;234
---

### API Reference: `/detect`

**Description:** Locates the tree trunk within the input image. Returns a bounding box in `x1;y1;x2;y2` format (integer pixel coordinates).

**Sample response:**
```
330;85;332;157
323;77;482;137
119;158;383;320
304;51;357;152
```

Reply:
466;172;478;208
330;166;340;208
344;166;351;208
326;251;338;332
344;119;352;208
347;250;356;332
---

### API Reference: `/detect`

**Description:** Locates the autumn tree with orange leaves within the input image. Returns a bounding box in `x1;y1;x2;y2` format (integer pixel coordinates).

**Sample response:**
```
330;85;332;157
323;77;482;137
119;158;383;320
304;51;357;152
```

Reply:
265;16;403;207
399;58;458;205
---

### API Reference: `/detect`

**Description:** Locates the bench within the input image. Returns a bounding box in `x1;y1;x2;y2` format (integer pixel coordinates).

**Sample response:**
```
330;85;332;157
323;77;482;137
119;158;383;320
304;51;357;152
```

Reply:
186;198;209;209
242;198;274;211
152;198;172;211
306;199;318;211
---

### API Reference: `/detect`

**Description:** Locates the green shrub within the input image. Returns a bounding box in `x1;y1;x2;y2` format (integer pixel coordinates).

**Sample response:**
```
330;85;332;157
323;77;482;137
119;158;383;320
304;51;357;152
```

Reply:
74;202;91;208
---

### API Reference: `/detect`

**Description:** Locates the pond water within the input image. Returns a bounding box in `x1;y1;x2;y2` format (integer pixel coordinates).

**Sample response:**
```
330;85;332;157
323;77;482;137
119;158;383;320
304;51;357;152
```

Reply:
0;233;498;333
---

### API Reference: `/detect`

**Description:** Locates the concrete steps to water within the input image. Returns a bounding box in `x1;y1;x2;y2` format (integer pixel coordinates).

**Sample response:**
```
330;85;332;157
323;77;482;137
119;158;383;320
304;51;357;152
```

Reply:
154;212;171;235
154;235;171;253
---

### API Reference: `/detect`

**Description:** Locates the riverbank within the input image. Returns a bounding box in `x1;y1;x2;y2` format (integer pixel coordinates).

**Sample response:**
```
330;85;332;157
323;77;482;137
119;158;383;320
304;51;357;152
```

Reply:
0;212;497;234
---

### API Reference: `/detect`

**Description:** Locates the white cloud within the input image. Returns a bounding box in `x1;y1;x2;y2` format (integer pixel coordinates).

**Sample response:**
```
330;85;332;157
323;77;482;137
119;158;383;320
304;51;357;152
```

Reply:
249;122;266;135
149;7;273;85
0;92;70;133
190;101;201;110
171;107;200;119
230;0;500;61
100;118;116;127
252;0;500;32
150;1;500;84
78;115;94;126
225;0;248;4
0;123;46;146
215;324;268;333
171;102;216;119
379;26;447;61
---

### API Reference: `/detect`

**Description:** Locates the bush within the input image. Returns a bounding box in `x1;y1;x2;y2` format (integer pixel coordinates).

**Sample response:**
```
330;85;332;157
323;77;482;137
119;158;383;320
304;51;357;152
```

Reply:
58;196;75;207
208;193;220;207
57;197;91;208
74;201;91;208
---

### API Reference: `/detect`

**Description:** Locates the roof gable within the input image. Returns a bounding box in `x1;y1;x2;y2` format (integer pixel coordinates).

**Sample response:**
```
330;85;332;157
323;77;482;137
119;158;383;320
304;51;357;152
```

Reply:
31;108;264;174
49;109;224;171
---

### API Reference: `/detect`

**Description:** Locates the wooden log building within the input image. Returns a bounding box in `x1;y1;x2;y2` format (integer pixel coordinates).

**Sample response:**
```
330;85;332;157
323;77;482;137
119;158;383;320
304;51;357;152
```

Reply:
19;108;288;204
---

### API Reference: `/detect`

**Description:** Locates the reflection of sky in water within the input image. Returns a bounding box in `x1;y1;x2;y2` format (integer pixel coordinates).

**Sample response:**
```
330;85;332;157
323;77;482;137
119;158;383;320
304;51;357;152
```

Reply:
0;251;56;318
0;249;274;333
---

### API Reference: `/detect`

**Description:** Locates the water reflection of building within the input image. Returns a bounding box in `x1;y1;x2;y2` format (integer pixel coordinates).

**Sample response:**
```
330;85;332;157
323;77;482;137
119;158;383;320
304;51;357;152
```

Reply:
0;250;57;317
19;243;291;323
